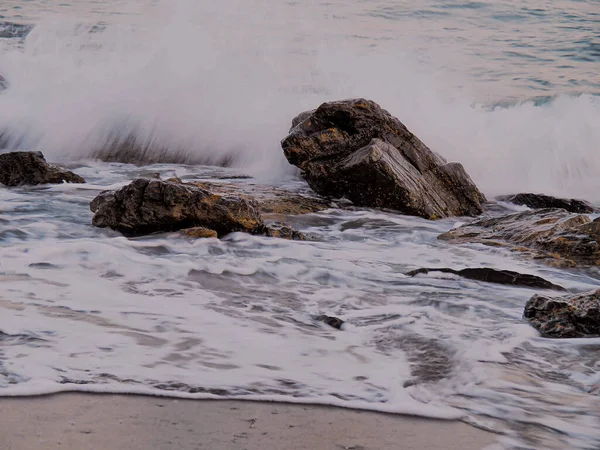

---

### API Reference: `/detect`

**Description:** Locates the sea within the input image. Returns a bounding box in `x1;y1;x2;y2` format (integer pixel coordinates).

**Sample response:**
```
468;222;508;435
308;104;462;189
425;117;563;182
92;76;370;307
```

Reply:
0;1;599;449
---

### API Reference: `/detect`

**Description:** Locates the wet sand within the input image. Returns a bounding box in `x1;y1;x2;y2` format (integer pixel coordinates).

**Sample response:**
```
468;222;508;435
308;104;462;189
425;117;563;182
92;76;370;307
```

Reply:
0;393;498;449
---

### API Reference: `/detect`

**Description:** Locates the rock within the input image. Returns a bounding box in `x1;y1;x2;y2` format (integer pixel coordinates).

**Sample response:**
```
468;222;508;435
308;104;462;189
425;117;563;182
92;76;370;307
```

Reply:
316;315;344;330
524;290;600;338
0;151;86;186
90;178;263;237
188;181;329;217
281;98;485;219
439;208;600;267
179;227;218;239
496;193;595;214
406;267;565;291
263;222;306;240
0;75;7;92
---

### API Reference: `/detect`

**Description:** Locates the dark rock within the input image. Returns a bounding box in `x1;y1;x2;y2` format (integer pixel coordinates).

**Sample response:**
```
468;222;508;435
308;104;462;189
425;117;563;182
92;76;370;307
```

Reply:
439;208;600;267
316;315;344;330
524;289;600;338
406;267;565;291
496;193;595;214
0;151;86;186
0;75;7;92
281;98;485;219
90;178;263;237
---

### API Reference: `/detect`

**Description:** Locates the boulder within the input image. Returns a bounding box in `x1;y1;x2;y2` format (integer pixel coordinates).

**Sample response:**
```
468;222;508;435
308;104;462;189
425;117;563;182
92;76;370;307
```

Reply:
496;193;595;214
524;290;600;338
0;151;85;186
281;98;485;219
439;208;600;267
90;178;263;237
406;267;565;290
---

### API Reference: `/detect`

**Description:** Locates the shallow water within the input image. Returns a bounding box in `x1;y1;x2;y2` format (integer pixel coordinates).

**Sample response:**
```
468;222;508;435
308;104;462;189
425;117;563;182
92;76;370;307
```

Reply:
1;1;600;449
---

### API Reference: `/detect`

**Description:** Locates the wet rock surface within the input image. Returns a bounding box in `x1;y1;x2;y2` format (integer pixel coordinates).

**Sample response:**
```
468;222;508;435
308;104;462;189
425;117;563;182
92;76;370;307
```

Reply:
524;289;600;338
497;193;595;214
263;222;308;241
281;98;485;219
0;151;86;186
178;227;219;239
315;315;344;330
406;267;565;290
439;208;600;267
90;178;263;237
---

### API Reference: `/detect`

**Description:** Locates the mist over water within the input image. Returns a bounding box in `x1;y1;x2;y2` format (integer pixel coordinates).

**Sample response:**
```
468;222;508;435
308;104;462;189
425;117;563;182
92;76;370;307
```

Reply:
0;0;599;197
1;2;600;449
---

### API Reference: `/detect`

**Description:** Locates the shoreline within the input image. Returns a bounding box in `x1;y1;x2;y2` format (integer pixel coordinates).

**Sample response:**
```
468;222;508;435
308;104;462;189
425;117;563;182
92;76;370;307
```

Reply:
0;392;499;449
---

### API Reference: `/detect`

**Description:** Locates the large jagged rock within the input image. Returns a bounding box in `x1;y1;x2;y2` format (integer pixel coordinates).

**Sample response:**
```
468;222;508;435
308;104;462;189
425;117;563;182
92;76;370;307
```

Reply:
90;178;263;237
496;193;595;214
439;208;600;267
0;151;85;186
524;290;600;338
281;98;485;219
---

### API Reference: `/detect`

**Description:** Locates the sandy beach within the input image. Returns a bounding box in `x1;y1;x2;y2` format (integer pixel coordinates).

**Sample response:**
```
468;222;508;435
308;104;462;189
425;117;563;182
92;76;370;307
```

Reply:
0;393;498;449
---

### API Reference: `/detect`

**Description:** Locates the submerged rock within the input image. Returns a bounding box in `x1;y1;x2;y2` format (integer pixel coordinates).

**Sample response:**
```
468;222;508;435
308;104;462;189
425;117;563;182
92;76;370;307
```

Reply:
90;178;263;237
281;98;485;219
524;290;600;338
496;193;595;214
439;208;600;267
179;227;218;239
316;315;344;330
0;151;86;186
406;267;565;291
263;222;307;241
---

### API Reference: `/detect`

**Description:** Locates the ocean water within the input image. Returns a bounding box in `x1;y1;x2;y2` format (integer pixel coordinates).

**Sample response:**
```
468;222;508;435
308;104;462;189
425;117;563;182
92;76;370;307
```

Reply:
0;1;600;449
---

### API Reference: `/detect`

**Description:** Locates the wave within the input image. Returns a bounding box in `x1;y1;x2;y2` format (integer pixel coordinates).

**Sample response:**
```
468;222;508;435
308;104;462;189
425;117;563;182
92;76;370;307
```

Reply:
0;1;598;199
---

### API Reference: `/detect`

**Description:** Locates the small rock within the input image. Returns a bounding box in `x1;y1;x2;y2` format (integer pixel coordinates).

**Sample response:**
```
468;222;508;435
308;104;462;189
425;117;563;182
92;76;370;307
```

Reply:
496;193;595;214
524;289;600;338
406;267;565;290
263;222;306;240
0;151;86;186
316;315;344;330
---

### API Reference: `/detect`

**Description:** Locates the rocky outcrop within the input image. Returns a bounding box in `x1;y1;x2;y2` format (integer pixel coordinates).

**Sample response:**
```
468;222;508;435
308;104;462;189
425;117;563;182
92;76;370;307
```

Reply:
496;193;595;214
90;178;263;237
524;290;600;338
281;98;485;219
0;151;86;186
406;267;565;290
439;208;600;267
